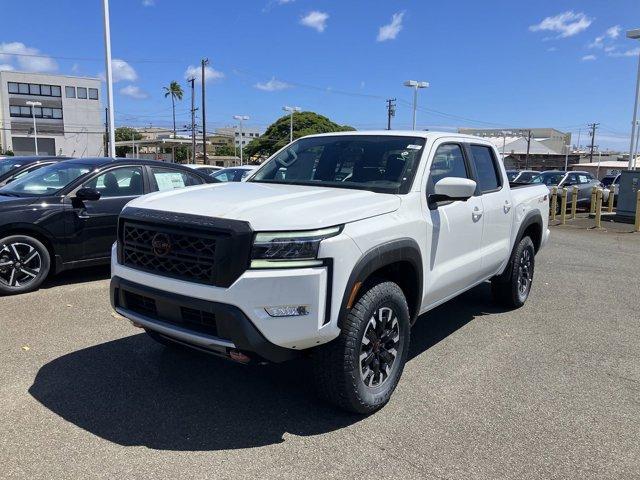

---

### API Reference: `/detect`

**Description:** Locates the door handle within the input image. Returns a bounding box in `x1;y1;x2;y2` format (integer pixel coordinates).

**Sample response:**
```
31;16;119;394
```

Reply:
504;201;512;213
472;206;483;222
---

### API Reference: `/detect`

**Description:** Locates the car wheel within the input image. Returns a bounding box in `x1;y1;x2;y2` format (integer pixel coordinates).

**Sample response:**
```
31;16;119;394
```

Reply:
0;235;50;295
313;280;410;414
492;236;535;308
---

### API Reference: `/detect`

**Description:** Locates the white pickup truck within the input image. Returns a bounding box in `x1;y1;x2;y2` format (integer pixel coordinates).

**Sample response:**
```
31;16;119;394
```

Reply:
110;131;550;413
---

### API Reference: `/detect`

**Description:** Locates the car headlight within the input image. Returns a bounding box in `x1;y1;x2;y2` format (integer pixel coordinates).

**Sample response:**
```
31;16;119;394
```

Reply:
250;226;341;268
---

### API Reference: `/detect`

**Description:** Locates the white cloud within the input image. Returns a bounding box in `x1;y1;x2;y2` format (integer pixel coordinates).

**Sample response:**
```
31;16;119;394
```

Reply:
254;77;290;91
184;64;224;83
377;11;405;42
608;47;640;58
120;85;148;99
276;0;294;3
300;11;329;33
581;54;597;61
529;11;592;38
142;0;155;5
104;58;138;82
0;64;14;71
606;25;621;39
589;25;622;49
0;42;57;72
547;46;558;52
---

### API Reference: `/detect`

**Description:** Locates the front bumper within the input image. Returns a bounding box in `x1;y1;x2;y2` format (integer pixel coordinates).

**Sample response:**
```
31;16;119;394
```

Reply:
111;276;299;363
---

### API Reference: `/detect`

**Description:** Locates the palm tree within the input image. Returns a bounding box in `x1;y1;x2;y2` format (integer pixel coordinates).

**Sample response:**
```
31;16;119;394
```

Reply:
163;81;184;138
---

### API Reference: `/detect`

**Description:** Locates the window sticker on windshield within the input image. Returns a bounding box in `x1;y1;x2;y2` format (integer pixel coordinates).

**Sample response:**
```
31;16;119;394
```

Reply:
406;144;422;150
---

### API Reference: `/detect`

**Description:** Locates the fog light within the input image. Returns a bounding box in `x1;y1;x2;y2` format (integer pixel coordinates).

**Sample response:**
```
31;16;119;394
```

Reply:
264;305;310;317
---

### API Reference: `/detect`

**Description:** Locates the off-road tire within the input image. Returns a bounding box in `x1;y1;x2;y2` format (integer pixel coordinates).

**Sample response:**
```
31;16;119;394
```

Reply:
313;280;410;414
491;236;535;308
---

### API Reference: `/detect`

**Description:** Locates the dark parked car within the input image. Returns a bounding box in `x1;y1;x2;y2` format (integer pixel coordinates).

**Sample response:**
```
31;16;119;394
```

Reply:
0;157;213;295
531;170;603;212
0;156;71;187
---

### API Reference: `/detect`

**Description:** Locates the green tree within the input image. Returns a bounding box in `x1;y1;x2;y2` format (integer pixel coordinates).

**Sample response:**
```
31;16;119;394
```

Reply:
163;80;184;138
214;144;236;157
243;111;355;159
114;127;143;158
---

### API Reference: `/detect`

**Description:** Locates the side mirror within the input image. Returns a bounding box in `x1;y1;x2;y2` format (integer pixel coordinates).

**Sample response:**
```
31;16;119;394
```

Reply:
428;177;477;205
75;187;101;201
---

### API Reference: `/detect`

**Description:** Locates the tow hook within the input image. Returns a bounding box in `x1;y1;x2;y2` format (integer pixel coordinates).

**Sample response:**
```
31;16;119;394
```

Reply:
229;349;251;364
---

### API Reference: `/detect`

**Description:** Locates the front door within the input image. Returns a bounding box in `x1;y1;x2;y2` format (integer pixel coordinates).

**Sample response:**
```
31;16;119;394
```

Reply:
71;166;145;260
422;142;486;307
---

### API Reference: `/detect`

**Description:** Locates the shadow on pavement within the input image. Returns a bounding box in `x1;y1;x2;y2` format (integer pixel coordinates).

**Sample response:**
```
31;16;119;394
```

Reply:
42;265;111;289
29;282;503;451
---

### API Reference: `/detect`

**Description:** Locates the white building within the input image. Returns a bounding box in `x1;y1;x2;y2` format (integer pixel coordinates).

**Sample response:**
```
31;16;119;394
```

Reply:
0;71;103;157
216;125;262;150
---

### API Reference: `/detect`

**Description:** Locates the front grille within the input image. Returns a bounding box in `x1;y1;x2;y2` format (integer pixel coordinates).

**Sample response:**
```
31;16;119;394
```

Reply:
122;289;220;337
121;223;218;285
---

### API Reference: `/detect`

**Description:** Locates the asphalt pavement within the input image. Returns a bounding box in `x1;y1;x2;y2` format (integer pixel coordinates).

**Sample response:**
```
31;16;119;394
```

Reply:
1;226;639;479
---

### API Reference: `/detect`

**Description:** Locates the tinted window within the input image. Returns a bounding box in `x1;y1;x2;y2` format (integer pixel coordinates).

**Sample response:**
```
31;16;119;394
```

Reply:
251;135;426;194
8;82;19;93
77;87;87;99
88;88;99;100
65;86;76;98
470;145;501;192
51;85;61;97
0;163;92;196
428;144;468;192
150;167;202;192
84;167;144;198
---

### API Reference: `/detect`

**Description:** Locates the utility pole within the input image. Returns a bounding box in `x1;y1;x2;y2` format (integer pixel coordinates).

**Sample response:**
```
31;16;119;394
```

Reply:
102;0;116;158
233;115;249;165
588;122;599;163
201;58;209;163
386;98;396;130
523;129;532;169
104;108;109;156
188;77;196;162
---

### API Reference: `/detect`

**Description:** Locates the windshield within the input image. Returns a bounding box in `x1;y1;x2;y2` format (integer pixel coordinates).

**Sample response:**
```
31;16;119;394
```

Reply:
0;158;27;176
250;135;426;194
0;162;92;196
514;171;537;183
531;172;565;186
212;168;254;182
601;176;615;187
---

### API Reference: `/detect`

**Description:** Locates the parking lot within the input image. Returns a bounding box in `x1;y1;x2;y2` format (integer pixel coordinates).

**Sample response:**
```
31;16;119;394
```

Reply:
1;226;639;480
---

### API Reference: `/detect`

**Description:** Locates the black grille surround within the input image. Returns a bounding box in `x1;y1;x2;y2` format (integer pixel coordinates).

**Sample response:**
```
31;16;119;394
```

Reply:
117;207;253;288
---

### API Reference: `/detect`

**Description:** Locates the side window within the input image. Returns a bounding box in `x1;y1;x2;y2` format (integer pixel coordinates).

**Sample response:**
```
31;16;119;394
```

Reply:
428;144;469;192
84;166;144;198
150;167;203;192
470;145;501;193
578;174;590;184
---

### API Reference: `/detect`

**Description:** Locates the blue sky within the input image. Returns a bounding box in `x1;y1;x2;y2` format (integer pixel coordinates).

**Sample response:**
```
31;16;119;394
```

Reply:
1;0;639;149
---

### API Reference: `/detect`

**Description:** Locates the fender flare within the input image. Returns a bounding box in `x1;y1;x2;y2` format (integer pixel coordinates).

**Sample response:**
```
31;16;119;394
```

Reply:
514;210;543;252
337;238;423;327
0;222;60;272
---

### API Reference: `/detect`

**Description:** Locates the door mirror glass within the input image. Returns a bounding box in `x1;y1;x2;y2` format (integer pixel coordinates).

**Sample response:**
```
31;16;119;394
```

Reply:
75;187;101;201
429;177;477;204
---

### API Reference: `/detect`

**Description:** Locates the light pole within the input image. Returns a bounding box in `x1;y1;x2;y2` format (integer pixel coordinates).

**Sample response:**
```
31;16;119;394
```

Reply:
403;80;429;130
233;115;249;166
102;0;116;158
627;28;640;170
282;106;301;143
564;143;571;172
25;101;42;155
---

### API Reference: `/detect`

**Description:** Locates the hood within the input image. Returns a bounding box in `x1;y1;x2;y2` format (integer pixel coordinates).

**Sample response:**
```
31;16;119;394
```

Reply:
127;182;401;231
0;194;43;211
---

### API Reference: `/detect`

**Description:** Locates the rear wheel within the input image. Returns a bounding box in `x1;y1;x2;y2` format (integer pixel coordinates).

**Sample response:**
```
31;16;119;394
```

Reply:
313;280;410;414
0;235;50;295
491;236;535;308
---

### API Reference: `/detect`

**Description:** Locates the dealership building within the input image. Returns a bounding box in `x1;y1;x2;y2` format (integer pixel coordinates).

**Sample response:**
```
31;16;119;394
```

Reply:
0;71;103;157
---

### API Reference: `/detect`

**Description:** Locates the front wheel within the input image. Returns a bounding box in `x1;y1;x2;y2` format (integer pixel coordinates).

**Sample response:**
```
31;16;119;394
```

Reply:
0;235;50;295
491;236;535;308
313;280;410;414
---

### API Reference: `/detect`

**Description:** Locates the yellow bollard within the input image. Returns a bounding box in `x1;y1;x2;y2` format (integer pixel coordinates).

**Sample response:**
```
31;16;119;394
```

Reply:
594;188;603;229
560;188;568;225
571;186;578;219
635;190;640;233
590;187;597;214
550;186;558;221
608;186;615;213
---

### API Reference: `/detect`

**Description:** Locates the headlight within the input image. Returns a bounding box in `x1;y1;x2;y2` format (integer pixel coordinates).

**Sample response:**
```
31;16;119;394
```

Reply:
251;226;341;268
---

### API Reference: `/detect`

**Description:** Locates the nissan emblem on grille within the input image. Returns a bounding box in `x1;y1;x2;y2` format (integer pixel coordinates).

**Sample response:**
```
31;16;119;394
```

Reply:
151;233;172;257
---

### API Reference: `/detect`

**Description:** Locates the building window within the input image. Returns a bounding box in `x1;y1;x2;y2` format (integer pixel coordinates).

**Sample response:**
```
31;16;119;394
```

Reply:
88;88;98;100
40;85;51;96
18;83;29;94
20;106;31;116
8;82;19;94
9;106;21;116
65;86;76;98
52;109;62;119
51;85;61;97
29;84;41;95
77;87;87;99
9;105;63;119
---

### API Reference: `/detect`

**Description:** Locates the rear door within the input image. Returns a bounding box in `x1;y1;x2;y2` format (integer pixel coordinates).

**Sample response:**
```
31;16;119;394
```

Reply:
467;144;513;277
148;166;206;192
422;141;486;307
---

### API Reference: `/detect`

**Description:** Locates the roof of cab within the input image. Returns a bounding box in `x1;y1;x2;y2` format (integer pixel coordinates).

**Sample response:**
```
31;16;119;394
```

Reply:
301;130;487;142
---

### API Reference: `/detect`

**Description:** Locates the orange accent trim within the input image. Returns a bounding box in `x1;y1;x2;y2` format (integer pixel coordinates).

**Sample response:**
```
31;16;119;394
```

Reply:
346;281;362;309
